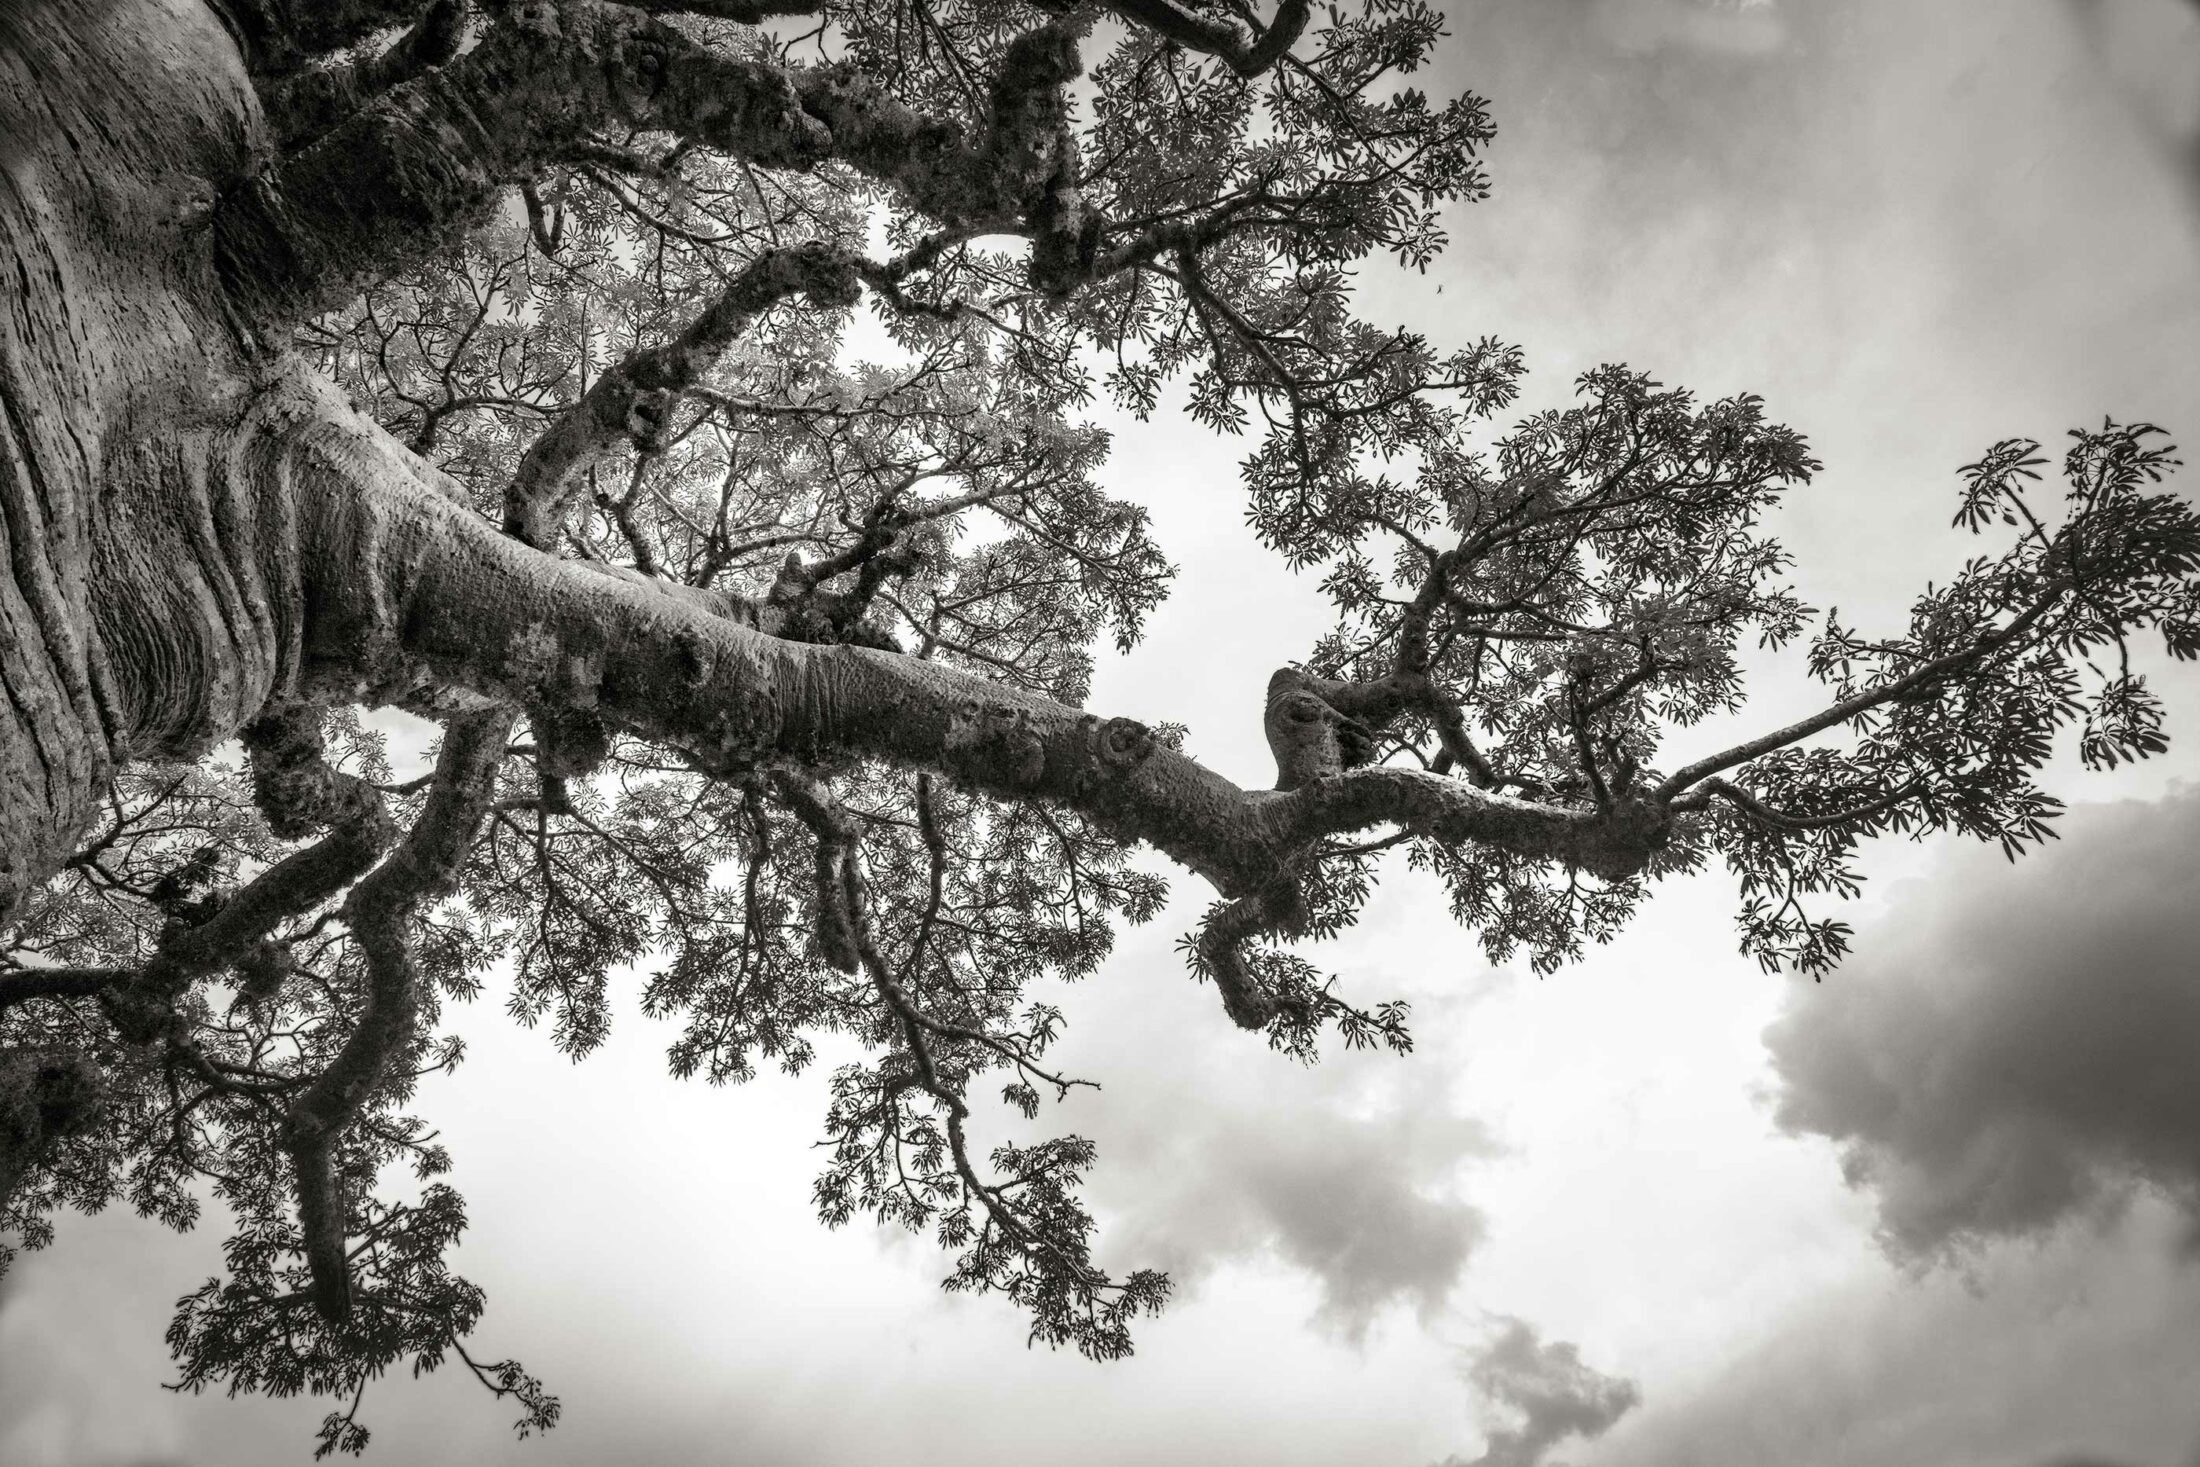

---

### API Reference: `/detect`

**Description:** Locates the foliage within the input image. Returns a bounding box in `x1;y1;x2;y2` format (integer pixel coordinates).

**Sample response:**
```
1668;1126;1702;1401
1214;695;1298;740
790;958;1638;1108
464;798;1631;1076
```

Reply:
4;0;2197;1453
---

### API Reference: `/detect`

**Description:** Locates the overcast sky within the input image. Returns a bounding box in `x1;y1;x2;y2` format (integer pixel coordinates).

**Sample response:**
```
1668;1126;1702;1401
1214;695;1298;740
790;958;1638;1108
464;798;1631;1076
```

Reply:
7;1;2200;1464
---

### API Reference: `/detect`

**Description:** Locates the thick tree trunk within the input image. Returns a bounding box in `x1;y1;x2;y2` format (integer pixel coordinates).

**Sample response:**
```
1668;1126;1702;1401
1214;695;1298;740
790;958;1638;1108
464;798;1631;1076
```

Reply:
0;0;280;923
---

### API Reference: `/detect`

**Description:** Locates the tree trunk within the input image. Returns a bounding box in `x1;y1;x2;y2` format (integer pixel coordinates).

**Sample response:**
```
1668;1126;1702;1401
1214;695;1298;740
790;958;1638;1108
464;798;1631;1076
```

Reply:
1;0;282;923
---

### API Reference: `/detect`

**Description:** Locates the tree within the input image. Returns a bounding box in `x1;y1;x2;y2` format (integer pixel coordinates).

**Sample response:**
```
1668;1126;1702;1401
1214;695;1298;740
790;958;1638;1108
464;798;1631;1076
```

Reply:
1;0;2195;1453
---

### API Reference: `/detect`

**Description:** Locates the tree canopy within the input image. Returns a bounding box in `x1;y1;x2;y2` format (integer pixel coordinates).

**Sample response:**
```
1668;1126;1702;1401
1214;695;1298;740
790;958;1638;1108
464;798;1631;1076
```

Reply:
1;0;2196;1455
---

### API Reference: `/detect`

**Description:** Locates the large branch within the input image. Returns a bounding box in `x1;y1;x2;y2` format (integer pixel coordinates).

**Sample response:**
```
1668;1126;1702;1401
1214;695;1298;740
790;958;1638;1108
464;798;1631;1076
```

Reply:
214;0;1086;326
258;0;467;150
217;0;440;77
285;379;1667;911
0;966;130;1011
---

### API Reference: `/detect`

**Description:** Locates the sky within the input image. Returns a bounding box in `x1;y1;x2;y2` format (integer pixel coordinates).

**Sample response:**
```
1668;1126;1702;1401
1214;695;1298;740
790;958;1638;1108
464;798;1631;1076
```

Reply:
6;1;2200;1463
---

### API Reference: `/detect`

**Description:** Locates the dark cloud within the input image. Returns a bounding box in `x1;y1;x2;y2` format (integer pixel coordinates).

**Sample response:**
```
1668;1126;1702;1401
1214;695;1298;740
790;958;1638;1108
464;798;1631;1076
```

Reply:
1437;1318;1639;1467
1765;791;2200;1261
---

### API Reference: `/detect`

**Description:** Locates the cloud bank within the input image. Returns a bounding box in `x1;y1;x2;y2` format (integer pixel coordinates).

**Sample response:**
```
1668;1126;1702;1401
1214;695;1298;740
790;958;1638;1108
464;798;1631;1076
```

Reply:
1765;791;2200;1260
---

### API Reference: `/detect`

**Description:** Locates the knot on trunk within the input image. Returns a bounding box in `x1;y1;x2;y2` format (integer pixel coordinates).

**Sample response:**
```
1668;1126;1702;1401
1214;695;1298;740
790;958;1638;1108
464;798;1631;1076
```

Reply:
1075;713;1156;784
1263;668;1374;790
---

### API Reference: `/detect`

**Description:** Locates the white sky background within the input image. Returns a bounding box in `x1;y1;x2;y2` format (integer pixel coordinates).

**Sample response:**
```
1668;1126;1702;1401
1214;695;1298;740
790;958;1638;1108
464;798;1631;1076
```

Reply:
6;1;2200;1463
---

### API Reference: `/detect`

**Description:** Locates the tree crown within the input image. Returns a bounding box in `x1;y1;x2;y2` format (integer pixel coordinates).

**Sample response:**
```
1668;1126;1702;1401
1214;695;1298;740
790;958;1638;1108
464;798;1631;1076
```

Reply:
1;0;2195;1455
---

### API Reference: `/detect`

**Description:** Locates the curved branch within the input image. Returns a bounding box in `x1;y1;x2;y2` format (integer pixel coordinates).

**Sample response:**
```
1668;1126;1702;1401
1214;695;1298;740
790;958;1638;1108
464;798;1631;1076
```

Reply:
92;710;400;1047
219;0;440;78
283;710;513;1322
215;4;1086;327
1042;0;1309;77
503;243;862;548
259;0;466;150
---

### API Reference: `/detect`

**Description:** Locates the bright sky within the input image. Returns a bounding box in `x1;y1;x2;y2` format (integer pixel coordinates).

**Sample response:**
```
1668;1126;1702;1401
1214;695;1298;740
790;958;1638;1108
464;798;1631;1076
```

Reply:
6;2;2200;1464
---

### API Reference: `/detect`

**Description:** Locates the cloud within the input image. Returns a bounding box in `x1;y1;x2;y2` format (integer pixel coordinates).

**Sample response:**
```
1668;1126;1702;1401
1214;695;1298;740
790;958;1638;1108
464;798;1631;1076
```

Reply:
1577;1199;2200;1467
2070;0;2200;152
1589;0;1791;57
1764;791;2200;1262
0;1209;196;1467
1438;1318;1640;1467
1093;990;1498;1338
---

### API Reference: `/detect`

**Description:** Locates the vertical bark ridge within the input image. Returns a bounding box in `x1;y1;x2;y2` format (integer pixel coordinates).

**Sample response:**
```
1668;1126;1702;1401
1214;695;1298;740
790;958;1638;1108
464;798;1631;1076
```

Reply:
0;0;289;922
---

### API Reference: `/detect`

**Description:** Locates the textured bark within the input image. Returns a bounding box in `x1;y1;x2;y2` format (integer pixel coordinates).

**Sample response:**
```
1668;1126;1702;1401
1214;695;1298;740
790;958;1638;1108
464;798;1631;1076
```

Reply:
502;242;863;549
258;0;466;150
257;375;1661;898
1040;0;1308;78
0;0;1659;944
0;0;272;924
212;2;1088;330
283;709;512;1320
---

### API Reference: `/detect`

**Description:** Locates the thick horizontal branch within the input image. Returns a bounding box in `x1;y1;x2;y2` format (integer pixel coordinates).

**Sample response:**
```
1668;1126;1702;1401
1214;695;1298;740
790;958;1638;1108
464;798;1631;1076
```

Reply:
287;380;1666;902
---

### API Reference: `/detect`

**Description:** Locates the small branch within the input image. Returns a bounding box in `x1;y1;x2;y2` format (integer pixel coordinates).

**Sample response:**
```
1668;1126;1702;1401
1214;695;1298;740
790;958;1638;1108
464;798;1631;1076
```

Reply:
1680;776;1922;832
503;244;861;549
1655;581;2068;800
